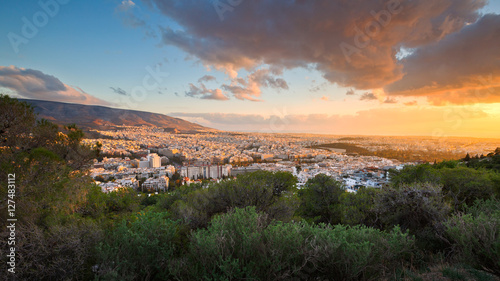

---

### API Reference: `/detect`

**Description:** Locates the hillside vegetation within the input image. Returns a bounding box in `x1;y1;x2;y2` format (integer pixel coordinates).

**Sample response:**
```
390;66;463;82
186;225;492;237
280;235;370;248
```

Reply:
1;95;499;280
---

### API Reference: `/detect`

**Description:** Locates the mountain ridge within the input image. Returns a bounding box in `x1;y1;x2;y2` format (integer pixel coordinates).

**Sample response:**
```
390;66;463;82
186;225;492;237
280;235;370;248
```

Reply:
19;99;212;132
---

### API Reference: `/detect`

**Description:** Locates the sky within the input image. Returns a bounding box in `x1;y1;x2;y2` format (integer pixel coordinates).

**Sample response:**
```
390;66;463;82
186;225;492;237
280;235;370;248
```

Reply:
1;0;500;138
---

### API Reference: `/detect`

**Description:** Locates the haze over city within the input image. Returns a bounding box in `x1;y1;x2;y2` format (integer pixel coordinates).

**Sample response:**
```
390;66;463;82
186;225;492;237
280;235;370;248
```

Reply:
1;0;500;137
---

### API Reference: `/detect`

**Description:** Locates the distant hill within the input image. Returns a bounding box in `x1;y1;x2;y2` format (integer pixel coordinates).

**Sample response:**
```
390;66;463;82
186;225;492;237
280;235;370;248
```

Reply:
20;99;211;132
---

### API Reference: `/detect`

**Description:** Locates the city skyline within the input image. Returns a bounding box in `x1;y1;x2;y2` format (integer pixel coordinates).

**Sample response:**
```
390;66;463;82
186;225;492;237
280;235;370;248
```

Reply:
1;0;500;138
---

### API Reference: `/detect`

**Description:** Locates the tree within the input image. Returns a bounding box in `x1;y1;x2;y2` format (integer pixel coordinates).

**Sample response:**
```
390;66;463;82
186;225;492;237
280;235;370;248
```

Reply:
440;167;496;211
373;182;451;251
0;95;104;280
95;211;182;280
0;94;36;151
169;171;299;229
375;183;450;232
464;153;471;162
295;165;302;174
297;174;345;225
339;187;379;227
389;164;441;187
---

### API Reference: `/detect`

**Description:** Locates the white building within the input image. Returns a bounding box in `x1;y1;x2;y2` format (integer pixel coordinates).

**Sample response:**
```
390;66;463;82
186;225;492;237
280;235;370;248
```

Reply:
138;160;150;169
142;176;169;191
117;177;139;189
180;165;232;179
148;153;161;168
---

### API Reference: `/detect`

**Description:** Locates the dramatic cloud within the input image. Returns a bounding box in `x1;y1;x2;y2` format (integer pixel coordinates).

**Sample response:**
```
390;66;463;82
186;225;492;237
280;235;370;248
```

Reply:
198;75;217;83
221;68;289;101
0;66;111;105
110;87;128;96
385;14;500;105
144;0;487;96
360;92;378;101
404;101;418;106
185;82;229;101
310;82;328;93
170;106;499;137
346;89;356;96
383;97;398;104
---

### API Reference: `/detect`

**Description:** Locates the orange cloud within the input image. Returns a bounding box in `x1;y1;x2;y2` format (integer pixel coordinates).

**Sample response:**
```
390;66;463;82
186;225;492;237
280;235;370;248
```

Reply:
385;15;500;105
171;106;500;138
0;65;111;106
149;0;489;101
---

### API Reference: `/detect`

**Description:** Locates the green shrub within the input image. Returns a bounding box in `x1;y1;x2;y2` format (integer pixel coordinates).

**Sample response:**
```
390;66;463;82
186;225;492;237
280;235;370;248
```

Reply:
170;171;299;229
187;207;415;280
444;199;500;275
339;187;379;227
440;167;496;211
0;219;102;281
374;183;450;233
374;183;451;252
297;174;345;225
95;211;182;280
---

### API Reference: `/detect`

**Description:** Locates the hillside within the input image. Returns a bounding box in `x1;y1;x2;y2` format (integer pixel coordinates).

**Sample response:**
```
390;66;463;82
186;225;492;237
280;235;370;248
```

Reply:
20;99;211;132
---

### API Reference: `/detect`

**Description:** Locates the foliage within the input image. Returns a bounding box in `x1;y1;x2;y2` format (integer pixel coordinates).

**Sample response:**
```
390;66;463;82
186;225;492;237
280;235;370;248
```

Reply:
2;95;500;279
167;170;298;229
0;95;103;279
467;149;500;173
390;161;499;211
444;199;500;275
390;164;442;186
187;207;415;281
0;95;101;225
339;186;379;227
0;219;102;281
79;185;141;220
297;174;345;225
374;182;451;252
440;167;496;210
95;211;183;280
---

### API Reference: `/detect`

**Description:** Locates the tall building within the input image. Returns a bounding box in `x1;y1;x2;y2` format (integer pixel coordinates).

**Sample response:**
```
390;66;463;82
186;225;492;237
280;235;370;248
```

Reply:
147;153;161;168
180;165;232;179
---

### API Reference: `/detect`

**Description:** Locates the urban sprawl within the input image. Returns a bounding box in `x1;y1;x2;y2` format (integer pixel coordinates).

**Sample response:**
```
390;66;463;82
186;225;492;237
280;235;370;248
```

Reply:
83;126;498;194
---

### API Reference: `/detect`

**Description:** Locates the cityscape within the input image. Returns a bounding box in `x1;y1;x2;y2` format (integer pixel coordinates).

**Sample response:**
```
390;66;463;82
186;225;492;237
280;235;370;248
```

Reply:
2;0;500;280
83;125;499;193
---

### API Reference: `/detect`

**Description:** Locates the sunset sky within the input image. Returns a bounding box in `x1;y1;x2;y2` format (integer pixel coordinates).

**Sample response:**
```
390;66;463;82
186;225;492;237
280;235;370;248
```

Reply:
1;0;500;138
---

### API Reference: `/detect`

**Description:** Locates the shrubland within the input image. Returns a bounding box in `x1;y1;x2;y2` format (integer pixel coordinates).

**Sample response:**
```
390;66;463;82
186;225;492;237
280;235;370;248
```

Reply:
1;95;499;280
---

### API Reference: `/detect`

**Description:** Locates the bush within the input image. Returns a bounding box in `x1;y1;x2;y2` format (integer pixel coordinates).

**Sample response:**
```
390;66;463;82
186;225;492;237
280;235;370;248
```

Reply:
374;183;450;233
390;164;442;187
297;174;345;225
187;207;415;280
389;162;498;211
95;211;183;280
444;199;500;275
339;187;379;227
440;167;496;211
170;171;299;229
0;219;102;281
374;183;451;252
